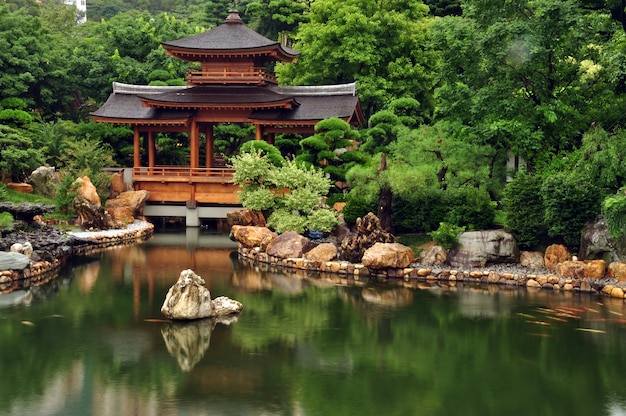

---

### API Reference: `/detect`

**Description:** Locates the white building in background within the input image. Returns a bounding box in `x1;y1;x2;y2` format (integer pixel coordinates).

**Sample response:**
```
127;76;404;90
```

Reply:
64;0;86;24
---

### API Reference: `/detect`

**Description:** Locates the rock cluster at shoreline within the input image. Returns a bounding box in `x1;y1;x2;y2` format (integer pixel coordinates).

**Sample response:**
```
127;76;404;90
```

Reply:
228;210;626;300
0;220;154;293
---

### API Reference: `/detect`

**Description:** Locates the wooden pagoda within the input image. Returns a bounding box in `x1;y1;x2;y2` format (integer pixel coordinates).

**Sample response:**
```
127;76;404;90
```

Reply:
91;9;364;223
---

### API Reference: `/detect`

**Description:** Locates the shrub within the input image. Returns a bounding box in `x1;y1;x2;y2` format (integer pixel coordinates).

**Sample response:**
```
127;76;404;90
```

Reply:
444;187;495;230
230;149;338;234
342;192;377;224
0;211;13;234
502;171;548;248
428;222;465;249
602;190;626;238
541;171;603;250
391;188;447;233
0;183;7;201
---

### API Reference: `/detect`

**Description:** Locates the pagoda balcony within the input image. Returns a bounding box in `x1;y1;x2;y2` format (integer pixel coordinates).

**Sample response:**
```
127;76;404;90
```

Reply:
132;166;240;204
186;69;277;85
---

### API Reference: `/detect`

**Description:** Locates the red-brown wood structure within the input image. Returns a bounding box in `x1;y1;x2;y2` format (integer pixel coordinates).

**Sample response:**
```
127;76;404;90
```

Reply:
91;9;364;224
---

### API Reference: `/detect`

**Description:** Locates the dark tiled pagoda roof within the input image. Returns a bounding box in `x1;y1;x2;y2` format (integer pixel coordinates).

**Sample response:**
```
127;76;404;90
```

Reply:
161;10;298;61
251;84;363;123
91;84;192;124
139;86;297;109
91;82;364;125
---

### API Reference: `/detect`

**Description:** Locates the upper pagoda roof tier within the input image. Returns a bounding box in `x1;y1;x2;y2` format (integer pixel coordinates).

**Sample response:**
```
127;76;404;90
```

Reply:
161;9;299;62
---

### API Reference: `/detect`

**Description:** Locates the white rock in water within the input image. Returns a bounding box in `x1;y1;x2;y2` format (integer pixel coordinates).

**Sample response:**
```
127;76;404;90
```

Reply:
161;269;243;320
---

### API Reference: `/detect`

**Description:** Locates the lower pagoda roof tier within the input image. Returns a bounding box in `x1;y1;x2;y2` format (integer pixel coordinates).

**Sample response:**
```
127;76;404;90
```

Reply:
91;82;365;127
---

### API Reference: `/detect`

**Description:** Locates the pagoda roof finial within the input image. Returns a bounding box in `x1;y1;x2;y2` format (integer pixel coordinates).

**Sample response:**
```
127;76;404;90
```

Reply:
225;2;243;24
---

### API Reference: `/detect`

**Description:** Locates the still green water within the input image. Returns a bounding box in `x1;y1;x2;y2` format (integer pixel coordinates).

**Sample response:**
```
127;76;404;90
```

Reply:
2;230;626;416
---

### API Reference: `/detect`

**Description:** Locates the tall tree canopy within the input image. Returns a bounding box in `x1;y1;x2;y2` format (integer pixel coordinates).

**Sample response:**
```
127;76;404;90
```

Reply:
433;0;626;171
276;0;439;119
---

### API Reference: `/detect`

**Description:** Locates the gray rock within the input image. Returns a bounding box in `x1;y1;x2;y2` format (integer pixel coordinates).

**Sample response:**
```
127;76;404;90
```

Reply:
448;230;518;268
161;269;243;320
266;231;312;259
0;251;30;270
27;166;57;199
580;215;626;262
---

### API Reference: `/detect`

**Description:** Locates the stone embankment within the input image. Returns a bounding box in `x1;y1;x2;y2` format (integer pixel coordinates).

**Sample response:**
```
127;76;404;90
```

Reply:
229;215;626;301
237;244;626;299
0;220;154;293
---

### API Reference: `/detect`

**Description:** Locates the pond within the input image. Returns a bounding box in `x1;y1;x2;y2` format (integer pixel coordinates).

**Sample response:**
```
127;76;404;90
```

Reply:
2;230;626;416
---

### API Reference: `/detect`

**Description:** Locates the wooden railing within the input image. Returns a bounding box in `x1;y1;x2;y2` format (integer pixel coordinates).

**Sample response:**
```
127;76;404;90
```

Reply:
186;69;277;85
133;166;235;183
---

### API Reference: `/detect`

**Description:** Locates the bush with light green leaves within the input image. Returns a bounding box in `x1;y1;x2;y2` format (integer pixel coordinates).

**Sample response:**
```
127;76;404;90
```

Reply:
230;147;338;234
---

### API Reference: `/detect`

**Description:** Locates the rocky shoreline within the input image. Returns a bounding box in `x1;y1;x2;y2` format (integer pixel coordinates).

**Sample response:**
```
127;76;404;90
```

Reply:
0;220;154;293
236;244;626;299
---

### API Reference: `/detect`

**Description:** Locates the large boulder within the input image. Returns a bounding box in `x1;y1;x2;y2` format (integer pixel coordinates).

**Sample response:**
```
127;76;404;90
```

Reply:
105;190;150;218
0;251;30;270
579;215;626;263
340;213;395;263
227;209;266;227
362;242;414;269
161;269;242;320
266;231;313;259
608;262;626;282
74;176;101;206
27;166;57;198
545;244;571;271
72;193;112;231
304;243;338;262
109;171;127;198
447;230;518;268
554;260;607;279
519;251;546;269
419;245;447;266
230;225;276;250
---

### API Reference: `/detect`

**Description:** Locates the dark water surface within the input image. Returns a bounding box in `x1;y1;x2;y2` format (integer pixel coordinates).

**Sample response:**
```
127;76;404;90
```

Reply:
2;230;626;416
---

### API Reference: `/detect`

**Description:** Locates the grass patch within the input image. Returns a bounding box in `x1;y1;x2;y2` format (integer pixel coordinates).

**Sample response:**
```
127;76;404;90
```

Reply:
2;187;56;205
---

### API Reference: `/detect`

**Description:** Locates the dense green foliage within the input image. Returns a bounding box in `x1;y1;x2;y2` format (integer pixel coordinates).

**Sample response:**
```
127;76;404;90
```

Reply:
230;147;338;234
1;0;626;250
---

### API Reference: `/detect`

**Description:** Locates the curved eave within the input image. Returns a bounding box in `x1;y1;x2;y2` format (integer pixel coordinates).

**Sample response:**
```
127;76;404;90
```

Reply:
140;99;297;111
91;116;191;127
163;45;298;63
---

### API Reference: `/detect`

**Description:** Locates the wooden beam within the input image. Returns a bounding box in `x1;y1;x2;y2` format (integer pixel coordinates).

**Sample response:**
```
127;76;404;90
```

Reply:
133;128;141;168
205;124;214;169
190;119;199;169
148;131;155;170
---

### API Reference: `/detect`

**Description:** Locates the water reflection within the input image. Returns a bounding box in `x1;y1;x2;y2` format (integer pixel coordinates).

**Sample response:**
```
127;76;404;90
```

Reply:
2;231;626;416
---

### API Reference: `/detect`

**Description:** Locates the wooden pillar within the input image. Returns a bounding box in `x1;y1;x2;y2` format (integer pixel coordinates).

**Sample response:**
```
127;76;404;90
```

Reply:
133;128;141;169
148;131;155;172
190;119;199;170
267;132;275;145
255;124;263;141
205;123;214;169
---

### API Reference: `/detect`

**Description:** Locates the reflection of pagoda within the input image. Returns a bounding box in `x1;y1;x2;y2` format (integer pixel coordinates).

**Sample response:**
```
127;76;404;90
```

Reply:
92;10;364;223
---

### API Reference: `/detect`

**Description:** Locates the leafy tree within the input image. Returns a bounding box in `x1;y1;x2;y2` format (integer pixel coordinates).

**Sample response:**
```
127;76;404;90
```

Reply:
0;6;72;117
296;118;366;192
541;171;603;249
502;171;549;249
246;0;309;41
0;124;45;182
276;0;439;118
432;0;624;172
